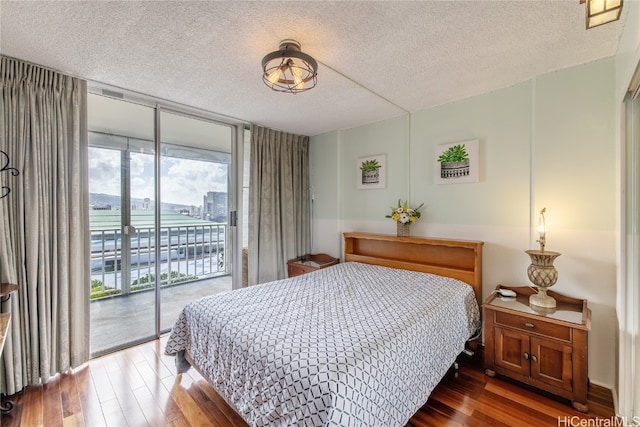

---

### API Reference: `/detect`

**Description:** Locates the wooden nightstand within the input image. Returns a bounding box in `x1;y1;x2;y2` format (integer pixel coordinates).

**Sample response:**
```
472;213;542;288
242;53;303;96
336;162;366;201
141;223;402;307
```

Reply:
483;285;591;412
287;253;339;278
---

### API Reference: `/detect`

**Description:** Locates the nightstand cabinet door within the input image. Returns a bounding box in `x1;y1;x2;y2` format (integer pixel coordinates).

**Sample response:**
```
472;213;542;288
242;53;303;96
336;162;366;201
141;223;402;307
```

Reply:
495;327;531;377
531;337;573;392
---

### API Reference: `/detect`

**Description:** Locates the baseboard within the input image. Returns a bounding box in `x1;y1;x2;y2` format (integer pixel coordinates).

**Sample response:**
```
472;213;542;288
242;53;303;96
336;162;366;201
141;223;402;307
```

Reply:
610;387;619;419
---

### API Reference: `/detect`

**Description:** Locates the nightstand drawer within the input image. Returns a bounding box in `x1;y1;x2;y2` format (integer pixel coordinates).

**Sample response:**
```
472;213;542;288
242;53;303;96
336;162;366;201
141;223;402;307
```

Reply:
288;264;315;277
287;254;339;278
495;311;571;341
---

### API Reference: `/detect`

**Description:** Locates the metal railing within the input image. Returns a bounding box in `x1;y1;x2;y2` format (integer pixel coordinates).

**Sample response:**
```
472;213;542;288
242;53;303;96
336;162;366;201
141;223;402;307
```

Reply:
90;223;226;299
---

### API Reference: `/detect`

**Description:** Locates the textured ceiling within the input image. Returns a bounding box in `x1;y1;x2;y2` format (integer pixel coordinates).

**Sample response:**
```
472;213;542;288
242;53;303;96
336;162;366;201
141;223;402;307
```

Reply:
0;1;627;136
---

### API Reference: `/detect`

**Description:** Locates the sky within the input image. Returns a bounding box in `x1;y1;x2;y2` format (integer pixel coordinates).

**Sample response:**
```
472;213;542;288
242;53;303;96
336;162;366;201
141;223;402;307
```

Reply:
88;147;229;207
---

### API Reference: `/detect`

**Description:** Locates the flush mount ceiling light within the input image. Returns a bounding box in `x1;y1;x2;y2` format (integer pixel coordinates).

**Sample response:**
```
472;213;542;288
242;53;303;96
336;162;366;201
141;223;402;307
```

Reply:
580;0;623;29
262;40;318;94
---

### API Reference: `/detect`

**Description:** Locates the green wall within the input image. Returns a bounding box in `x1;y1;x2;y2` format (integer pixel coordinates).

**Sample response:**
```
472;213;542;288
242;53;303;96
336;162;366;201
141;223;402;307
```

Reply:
534;59;616;231
310;57;617;387
340;115;409;221
410;81;531;227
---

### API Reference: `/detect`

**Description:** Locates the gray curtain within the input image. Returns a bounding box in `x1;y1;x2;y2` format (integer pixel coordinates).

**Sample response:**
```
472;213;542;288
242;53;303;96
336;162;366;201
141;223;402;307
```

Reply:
0;56;89;395
248;124;310;284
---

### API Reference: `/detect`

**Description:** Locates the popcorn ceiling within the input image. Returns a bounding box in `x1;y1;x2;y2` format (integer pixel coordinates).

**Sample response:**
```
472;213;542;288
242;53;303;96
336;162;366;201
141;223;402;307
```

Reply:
0;1;623;136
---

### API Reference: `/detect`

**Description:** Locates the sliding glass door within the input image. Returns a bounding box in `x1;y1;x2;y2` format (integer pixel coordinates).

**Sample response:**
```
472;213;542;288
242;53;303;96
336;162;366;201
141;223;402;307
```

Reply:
158;110;234;331
88;91;238;356
88;96;157;355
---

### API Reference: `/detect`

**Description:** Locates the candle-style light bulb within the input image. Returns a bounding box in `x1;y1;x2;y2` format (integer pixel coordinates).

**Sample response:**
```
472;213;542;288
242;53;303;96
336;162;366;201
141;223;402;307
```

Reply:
537;207;546;252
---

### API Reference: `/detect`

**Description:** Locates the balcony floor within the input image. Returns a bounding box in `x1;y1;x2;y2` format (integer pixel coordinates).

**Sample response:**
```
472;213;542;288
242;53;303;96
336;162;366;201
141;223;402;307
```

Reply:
90;275;232;355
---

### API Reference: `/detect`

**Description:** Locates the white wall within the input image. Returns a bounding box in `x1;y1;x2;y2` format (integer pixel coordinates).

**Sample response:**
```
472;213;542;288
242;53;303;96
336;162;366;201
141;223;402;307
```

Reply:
310;58;618;388
614;0;640;419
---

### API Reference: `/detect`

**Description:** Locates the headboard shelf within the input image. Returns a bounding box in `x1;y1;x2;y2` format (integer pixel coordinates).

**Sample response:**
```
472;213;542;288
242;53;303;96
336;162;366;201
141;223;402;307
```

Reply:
343;232;484;303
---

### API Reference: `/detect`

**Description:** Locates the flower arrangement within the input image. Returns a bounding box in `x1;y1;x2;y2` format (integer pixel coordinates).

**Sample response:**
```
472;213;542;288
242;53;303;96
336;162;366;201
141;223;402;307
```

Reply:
386;199;424;224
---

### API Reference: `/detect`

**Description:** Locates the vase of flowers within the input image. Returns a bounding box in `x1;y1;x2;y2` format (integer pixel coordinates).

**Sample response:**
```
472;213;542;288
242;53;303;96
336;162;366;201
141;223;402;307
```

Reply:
386;199;424;237
397;222;410;237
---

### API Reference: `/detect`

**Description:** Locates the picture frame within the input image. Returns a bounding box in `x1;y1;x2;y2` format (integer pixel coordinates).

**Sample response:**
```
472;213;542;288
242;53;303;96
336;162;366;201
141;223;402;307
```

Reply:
357;154;386;189
434;139;479;184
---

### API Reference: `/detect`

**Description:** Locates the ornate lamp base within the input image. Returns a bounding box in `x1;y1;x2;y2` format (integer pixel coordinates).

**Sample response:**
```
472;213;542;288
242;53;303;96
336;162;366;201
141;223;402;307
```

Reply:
529;288;556;308
526;250;561;309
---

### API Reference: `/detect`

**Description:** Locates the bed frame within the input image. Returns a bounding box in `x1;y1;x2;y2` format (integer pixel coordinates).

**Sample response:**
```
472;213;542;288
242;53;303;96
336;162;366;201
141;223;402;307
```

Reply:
343;232;484;304
175;232;484;422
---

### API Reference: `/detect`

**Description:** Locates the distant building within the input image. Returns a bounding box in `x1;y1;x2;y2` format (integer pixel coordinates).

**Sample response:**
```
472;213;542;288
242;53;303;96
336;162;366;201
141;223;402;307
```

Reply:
91;204;112;211
203;191;227;222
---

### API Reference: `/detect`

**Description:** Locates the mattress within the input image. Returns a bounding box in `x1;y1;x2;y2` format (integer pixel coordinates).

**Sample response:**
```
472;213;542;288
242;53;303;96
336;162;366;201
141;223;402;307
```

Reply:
165;261;480;426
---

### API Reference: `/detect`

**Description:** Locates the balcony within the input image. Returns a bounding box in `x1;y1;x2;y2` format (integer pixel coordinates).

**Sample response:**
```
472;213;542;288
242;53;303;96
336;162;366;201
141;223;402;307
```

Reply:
89;213;233;355
91;274;231;355
90;211;227;299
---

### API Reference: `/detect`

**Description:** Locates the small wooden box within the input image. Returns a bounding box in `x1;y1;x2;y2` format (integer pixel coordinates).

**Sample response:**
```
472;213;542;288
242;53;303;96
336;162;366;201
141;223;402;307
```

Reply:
287;253;339;278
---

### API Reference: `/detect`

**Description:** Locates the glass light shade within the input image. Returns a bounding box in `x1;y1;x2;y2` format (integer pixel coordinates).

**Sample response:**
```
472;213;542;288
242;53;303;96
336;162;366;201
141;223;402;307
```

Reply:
585;0;622;29
290;63;305;90
266;67;284;85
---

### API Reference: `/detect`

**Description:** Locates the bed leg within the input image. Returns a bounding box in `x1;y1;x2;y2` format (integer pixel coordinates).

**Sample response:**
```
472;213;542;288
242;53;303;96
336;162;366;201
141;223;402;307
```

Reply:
175;350;192;374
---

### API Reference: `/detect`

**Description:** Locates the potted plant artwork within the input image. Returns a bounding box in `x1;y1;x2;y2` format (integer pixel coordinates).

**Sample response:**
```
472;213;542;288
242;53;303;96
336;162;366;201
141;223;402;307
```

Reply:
360;159;382;185
437;143;470;179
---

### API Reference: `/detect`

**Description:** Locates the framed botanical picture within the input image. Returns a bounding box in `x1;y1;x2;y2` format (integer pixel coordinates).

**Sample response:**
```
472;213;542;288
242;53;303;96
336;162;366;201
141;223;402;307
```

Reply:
357;154;386;189
434;140;479;184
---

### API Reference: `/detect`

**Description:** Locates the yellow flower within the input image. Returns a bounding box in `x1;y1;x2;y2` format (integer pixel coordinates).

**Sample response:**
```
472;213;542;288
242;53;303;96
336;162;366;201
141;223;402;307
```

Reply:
386;199;424;224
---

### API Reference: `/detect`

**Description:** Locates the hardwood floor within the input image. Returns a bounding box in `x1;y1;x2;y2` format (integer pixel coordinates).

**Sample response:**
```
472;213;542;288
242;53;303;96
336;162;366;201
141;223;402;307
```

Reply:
1;338;615;426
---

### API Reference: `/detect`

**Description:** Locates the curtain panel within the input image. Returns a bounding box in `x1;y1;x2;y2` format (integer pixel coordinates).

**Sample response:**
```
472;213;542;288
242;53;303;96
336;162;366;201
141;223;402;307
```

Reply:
0;56;89;395
248;124;311;285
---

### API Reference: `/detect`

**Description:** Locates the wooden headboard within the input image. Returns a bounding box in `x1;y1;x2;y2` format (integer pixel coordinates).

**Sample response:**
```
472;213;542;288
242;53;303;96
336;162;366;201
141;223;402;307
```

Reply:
343;232;484;304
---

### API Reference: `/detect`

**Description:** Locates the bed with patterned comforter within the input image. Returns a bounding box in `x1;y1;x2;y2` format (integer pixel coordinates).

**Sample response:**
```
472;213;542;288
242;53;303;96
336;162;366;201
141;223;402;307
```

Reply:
165;261;480;426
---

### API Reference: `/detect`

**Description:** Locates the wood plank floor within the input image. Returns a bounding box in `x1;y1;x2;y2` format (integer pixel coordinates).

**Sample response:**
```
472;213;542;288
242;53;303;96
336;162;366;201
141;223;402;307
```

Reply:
1;337;615;426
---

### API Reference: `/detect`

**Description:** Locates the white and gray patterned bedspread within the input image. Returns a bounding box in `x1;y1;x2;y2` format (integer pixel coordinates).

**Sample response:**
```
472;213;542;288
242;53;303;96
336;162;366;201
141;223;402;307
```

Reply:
165;261;480;427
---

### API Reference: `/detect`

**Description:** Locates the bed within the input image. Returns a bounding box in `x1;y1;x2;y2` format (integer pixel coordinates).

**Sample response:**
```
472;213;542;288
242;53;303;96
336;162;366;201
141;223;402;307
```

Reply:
165;232;483;426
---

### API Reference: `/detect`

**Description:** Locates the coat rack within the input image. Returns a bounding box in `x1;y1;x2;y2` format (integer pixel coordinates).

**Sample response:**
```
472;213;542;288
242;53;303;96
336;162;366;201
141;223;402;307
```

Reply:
1;150;19;199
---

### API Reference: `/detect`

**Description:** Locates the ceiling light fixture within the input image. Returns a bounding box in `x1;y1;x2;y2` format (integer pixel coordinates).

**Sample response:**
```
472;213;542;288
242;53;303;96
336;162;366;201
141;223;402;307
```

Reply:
580;0;623;29
262;40;318;94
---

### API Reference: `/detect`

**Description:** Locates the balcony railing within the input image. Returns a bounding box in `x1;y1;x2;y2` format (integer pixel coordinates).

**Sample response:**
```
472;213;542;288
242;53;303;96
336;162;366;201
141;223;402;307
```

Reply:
90;223;226;299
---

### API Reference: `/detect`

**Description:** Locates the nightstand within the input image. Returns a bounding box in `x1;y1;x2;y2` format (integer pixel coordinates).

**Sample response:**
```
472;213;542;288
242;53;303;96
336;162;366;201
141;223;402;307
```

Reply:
287;253;339;278
483;285;591;412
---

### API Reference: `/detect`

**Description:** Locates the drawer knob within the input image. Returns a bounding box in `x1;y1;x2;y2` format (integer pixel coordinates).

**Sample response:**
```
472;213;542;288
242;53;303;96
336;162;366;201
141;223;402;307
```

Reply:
523;352;530;360
524;322;535;328
531;355;538;363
